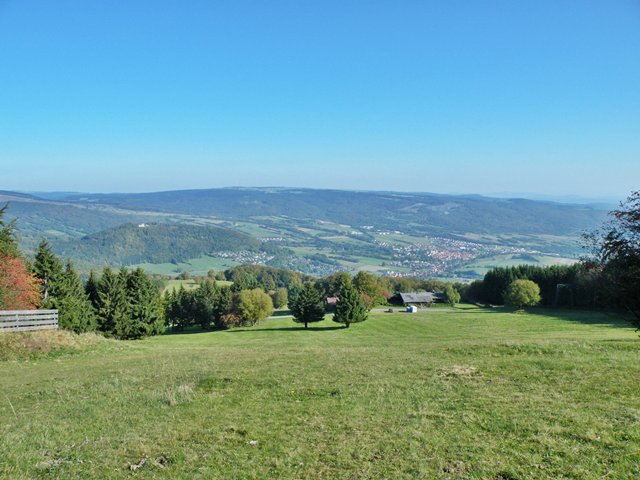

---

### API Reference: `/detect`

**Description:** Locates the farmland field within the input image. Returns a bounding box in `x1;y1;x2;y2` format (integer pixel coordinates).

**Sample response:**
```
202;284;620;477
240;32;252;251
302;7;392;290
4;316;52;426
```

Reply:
134;256;241;277
1;307;638;479
161;278;234;295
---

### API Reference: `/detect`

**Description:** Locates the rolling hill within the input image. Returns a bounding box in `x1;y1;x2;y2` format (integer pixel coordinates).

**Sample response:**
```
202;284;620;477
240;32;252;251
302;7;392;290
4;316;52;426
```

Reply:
54;223;267;267
0;188;610;278
64;187;606;237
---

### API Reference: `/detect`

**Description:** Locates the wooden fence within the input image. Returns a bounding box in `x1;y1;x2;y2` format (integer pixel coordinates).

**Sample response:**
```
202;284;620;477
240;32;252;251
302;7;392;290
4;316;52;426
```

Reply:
0;310;59;332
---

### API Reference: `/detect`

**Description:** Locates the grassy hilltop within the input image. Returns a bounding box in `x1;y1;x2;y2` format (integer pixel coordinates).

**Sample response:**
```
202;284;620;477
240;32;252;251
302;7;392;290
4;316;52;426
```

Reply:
1;307;638;479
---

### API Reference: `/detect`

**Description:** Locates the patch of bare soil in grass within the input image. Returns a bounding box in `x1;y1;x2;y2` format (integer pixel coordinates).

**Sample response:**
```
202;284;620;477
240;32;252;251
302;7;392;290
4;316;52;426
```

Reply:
437;365;481;379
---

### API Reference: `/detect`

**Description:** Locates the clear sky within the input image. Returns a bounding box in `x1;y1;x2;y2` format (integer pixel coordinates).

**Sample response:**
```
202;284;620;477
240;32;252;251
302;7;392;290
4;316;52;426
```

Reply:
1;1;639;197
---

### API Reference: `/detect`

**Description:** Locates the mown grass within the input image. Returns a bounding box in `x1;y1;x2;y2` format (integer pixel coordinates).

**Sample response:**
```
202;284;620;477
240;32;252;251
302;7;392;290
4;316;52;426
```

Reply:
1;307;639;479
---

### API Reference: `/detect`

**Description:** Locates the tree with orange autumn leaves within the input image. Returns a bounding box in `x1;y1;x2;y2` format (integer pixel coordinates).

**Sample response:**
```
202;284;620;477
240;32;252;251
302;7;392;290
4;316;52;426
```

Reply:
0;204;40;310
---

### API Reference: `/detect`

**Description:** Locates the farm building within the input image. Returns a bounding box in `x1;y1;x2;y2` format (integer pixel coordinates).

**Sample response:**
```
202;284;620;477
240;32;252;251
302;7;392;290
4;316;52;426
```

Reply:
326;296;339;308
389;292;440;307
326;296;339;312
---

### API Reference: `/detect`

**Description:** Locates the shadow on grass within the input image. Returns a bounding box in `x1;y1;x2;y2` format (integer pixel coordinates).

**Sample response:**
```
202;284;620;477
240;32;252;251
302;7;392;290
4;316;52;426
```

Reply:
511;307;636;329
163;323;345;336
223;325;345;333
163;326;221;336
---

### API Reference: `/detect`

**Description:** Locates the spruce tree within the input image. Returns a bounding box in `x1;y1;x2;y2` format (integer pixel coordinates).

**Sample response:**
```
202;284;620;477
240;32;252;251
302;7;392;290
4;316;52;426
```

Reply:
213;285;232;329
95;267;129;335
0;204;19;257
193;280;218;329
33;239;64;301
85;270;100;309
333;281;368;328
290;282;325;329
52;261;96;333
118;268;164;339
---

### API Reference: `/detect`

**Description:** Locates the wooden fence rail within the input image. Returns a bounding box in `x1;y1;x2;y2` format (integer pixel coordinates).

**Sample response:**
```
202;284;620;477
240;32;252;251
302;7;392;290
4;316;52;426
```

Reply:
0;310;59;332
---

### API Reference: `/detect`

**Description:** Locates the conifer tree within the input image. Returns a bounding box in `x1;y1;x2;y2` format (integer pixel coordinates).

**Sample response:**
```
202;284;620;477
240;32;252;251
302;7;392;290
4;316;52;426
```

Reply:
117;268;164;339
333;281;368;328
0;204;19;257
193;280;218;329
85;270;100;308
95;267;129;335
290;282;325;329
213;285;232;329
32;239;64;300
51;261;96;333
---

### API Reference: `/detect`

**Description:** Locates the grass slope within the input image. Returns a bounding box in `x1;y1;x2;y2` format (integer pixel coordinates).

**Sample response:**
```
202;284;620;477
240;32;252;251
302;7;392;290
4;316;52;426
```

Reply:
1;307;638;479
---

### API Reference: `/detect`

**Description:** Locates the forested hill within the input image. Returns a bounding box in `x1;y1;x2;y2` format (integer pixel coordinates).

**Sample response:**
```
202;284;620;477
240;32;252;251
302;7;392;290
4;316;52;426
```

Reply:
55;223;263;266
65;187;606;236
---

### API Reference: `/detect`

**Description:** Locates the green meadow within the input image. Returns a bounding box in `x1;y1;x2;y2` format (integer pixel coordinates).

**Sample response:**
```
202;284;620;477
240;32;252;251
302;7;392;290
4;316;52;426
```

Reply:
161;279;233;295
1;307;638;479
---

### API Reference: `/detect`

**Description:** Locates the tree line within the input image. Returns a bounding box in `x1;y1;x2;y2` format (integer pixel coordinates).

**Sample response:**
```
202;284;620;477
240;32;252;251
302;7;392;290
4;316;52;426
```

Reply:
463;191;640;324
3;190;636;333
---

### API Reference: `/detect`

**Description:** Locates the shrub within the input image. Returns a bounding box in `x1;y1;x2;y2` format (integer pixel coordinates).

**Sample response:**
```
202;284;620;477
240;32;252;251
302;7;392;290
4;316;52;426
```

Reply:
503;279;541;309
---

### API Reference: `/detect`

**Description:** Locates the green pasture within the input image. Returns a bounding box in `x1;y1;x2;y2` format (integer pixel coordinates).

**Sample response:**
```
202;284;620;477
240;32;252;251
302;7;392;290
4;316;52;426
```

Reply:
1;307;638;479
134;256;240;276
162;279;233;295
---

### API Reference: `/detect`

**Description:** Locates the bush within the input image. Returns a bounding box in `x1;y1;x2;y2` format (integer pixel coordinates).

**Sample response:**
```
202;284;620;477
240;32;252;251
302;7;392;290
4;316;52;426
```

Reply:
235;288;273;326
220;313;242;329
503;279;541;309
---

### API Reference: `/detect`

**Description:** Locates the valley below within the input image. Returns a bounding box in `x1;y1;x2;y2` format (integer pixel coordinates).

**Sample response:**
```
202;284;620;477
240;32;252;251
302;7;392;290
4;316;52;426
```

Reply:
0;188;607;279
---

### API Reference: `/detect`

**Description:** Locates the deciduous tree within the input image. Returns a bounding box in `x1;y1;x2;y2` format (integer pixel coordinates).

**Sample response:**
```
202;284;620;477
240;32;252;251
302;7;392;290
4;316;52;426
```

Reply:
585;190;640;325
271;287;288;309
235;288;273;326
444;284;461;307
503;279;541;309
0;205;40;310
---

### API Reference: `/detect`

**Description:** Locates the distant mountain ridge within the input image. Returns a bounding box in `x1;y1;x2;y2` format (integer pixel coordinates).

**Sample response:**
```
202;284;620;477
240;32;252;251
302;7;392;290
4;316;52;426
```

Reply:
61;187;607;237
0;187;610;277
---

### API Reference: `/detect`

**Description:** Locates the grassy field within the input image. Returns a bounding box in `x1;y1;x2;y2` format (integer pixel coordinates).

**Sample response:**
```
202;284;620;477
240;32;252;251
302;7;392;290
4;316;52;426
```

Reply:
134;256;240;276
162;279;233;295
1;307;639;479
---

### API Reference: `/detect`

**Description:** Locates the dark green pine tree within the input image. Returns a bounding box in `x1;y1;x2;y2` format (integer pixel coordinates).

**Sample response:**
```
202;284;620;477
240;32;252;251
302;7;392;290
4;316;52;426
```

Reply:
213;285;231;329
32;239;64;301
171;284;193;331
290;282;325;329
163;288;177;329
95;267;129;336
85;270;100;309
333;281;368;328
53;261;97;333
0;204;19;257
164;286;192;331
117;268;164;339
193;280;218;329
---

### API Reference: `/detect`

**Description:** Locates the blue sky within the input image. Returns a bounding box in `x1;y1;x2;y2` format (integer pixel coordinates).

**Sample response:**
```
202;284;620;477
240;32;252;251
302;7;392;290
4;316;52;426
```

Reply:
1;1;638;198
